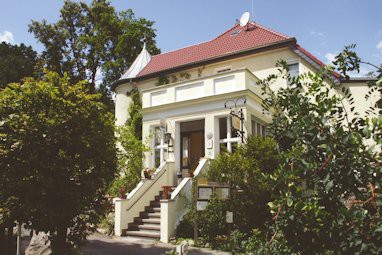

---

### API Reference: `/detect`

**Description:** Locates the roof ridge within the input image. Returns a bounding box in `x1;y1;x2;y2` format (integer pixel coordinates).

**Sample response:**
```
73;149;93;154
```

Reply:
212;23;241;40
253;22;291;39
150;23;239;58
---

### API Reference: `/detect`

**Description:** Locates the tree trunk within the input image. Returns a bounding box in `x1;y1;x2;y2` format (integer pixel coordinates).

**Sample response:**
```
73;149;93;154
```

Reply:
0;226;4;251
51;225;68;255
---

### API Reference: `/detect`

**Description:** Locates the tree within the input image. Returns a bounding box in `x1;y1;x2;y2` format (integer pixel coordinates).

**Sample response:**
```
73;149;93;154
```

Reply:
259;47;382;254
0;71;117;253
29;0;160;102
0;42;37;89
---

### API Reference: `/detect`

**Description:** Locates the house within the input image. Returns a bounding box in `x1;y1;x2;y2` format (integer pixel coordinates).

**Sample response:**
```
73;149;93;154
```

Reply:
113;20;377;242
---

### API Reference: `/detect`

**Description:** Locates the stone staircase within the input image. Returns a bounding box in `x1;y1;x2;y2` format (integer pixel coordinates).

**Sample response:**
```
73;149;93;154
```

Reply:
124;188;174;239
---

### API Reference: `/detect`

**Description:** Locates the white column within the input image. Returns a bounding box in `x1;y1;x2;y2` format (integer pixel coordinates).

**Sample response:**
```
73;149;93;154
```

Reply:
160;199;175;243
114;198;129;236
227;117;232;153
204;114;217;159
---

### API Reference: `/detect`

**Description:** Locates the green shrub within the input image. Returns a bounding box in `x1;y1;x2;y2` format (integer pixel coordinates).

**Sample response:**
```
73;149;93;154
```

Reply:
207;136;279;233
198;198;229;248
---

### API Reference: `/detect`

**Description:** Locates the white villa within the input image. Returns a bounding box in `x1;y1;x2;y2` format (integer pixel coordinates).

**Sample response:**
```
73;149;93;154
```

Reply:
112;20;376;242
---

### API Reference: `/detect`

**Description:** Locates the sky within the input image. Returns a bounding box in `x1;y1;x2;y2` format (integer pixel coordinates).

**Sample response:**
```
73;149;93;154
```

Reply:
1;0;381;76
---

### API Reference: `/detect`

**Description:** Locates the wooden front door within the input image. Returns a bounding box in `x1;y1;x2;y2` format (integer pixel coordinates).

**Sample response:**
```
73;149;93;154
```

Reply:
181;131;205;172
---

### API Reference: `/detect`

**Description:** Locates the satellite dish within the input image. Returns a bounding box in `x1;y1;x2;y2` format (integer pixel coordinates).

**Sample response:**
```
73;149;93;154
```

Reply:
239;12;250;27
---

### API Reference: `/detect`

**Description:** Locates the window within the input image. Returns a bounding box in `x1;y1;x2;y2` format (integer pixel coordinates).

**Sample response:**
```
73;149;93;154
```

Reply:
153;126;167;168
252;119;267;137
288;63;299;79
219;117;240;153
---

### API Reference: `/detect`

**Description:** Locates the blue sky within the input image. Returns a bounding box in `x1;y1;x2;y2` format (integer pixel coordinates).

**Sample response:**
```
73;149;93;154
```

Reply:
1;0;381;75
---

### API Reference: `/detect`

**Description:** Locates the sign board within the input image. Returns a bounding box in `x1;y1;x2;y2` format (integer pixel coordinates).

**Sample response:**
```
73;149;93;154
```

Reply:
232;115;241;131
226;211;233;223
198;187;213;200
215;187;230;200
197;177;208;186
197;201;209;211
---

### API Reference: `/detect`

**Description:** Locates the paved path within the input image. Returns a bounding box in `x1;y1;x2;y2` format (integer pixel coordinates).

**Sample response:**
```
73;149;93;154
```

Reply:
80;233;230;255
20;230;230;255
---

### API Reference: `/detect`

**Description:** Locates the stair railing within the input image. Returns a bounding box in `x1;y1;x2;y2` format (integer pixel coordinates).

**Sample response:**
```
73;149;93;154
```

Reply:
114;160;175;236
160;158;210;243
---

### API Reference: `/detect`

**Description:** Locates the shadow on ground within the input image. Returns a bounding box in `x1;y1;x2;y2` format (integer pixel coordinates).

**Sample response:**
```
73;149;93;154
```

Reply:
80;238;171;255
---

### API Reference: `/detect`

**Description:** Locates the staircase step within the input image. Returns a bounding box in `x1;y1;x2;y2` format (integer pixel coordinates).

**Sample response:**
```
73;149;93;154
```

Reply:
141;212;161;218
128;223;161;232
138;224;161;231
141;218;161;224
150;201;160;207
144;206;161;213
125;230;160;239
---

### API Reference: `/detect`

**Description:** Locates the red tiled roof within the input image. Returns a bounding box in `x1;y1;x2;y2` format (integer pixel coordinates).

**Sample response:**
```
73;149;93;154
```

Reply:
137;22;292;78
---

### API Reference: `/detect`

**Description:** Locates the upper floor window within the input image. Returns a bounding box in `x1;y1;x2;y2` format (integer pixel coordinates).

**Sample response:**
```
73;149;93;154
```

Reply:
288;62;299;79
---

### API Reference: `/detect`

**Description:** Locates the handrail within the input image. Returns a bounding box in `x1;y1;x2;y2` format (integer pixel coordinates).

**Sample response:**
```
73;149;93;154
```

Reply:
171;158;209;200
125;161;169;211
171;177;191;200
193;158;209;177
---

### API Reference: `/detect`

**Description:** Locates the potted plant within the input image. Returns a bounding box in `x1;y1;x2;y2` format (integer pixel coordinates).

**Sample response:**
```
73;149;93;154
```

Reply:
118;187;127;199
161;186;172;199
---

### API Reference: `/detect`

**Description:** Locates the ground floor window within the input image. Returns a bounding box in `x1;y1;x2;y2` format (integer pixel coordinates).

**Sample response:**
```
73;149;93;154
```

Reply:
153;126;167;168
251;118;267;137
219;117;240;153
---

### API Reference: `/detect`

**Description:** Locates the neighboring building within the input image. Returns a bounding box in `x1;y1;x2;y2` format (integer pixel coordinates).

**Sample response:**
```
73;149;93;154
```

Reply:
113;21;377;242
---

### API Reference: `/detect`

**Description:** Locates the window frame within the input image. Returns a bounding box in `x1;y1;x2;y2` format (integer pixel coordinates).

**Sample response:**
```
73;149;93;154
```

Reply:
251;116;267;137
287;61;300;81
218;116;240;153
152;126;167;168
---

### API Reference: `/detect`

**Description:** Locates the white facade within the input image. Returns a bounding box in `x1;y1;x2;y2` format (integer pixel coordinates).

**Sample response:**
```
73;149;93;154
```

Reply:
113;31;378;242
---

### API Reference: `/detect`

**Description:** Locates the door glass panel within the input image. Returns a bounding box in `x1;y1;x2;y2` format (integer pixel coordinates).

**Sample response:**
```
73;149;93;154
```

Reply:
182;136;189;168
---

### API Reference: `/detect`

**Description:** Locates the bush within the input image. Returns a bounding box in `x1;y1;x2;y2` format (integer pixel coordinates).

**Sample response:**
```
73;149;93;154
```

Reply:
198;199;229;248
207;136;279;233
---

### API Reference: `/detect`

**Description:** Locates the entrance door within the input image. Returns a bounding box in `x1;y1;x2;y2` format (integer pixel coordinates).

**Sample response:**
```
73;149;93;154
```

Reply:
181;131;205;173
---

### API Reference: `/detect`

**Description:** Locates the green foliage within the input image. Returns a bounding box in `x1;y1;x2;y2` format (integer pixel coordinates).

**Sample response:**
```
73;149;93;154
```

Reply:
99;213;114;236
0;42;38;89
29;0;160;103
258;47;382;254
108;88;146;196
0;71;117;253
108;124;147;196
207;136;279;233
127;88;143;140
175;208;195;239
198;199;229;248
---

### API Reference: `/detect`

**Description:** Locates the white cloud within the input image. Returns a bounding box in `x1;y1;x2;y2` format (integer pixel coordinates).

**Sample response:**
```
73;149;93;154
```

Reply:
325;52;337;64
377;40;382;51
0;31;14;44
349;65;375;78
310;31;325;37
